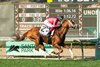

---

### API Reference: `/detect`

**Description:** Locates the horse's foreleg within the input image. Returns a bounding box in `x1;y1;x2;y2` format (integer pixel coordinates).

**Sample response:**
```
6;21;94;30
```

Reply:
52;44;63;54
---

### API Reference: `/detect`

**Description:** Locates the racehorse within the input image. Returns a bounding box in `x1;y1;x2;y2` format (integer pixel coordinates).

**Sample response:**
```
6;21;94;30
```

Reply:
15;18;77;55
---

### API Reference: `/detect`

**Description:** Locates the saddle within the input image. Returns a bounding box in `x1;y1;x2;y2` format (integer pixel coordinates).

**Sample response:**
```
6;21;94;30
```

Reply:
39;25;55;37
39;25;54;44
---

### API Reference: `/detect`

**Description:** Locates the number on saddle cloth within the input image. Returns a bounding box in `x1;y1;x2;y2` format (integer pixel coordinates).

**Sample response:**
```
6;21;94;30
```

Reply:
39;25;50;36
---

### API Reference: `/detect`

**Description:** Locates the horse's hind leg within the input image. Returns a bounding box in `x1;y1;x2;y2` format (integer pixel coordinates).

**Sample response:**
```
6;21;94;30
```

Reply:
29;36;40;51
39;42;46;51
34;38;40;51
39;42;50;58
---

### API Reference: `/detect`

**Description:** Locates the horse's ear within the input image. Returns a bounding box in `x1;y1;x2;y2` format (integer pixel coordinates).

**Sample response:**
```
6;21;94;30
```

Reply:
62;19;65;21
67;18;71;20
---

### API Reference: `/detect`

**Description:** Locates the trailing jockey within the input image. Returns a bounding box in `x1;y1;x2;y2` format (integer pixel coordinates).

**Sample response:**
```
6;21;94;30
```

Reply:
39;15;64;38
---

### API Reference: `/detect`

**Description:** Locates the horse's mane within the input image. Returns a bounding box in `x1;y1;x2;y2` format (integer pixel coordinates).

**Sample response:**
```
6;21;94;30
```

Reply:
55;18;68;30
53;19;69;45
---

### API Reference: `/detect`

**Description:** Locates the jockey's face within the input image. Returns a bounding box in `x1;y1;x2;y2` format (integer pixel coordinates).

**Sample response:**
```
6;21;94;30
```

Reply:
57;21;61;25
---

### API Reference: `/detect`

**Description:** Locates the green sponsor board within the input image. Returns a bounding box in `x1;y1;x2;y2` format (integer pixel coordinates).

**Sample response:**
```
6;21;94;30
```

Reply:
95;40;100;60
95;9;100;60
83;8;97;17
6;41;53;56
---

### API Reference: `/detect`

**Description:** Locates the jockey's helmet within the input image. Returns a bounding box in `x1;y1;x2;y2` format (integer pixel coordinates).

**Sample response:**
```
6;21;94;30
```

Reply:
57;15;64;21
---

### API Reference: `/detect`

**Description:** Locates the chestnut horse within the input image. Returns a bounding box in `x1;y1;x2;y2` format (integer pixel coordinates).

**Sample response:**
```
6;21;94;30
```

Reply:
15;18;76;55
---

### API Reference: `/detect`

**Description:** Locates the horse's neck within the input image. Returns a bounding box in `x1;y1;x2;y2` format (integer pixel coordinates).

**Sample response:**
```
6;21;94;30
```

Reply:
56;26;69;38
61;27;68;37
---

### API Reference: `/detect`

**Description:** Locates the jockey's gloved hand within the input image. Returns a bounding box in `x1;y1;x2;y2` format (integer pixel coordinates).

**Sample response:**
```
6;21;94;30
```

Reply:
47;31;51;38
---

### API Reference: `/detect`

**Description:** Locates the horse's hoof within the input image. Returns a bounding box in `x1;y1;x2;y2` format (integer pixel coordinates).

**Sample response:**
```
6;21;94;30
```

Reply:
44;55;47;58
51;51;59;55
60;49;63;53
49;52;57;56
51;51;56;54
35;48;39;51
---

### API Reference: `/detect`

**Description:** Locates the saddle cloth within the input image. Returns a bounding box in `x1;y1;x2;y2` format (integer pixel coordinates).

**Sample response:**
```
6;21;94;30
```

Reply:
39;25;50;36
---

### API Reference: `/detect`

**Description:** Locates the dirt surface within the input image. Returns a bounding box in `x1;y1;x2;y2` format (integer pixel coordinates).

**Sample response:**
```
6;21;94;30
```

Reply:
0;48;95;59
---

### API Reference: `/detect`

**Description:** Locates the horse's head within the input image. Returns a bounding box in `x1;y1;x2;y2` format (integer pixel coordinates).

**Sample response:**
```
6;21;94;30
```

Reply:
62;18;76;29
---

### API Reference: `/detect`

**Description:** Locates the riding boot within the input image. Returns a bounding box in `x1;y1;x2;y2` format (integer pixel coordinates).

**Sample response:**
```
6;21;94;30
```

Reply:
48;32;51;44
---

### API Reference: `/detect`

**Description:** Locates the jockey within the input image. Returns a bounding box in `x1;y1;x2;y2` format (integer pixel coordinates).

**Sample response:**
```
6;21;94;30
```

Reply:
39;15;64;37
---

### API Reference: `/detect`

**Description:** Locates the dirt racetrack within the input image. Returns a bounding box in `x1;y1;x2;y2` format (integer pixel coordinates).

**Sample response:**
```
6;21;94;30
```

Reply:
0;47;95;59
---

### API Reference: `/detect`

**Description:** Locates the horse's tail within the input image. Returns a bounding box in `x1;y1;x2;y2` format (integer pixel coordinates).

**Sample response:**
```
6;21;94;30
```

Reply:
15;31;28;41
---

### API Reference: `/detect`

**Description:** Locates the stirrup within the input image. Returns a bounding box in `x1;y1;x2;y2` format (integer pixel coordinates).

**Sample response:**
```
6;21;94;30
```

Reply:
48;37;51;44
